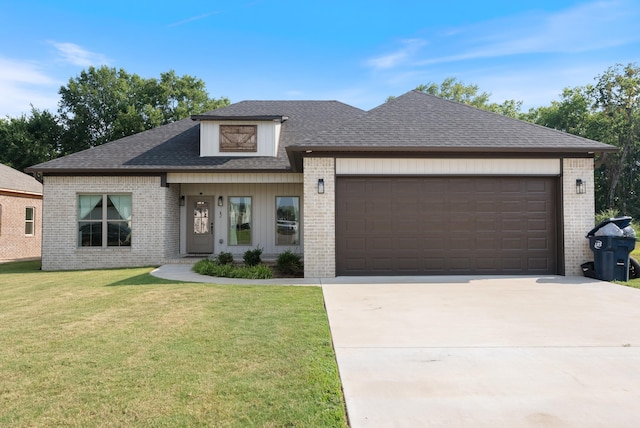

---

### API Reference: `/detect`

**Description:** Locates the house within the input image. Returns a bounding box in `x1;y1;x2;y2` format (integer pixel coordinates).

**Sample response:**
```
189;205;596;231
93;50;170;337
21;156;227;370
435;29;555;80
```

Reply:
0;163;43;262
27;90;615;276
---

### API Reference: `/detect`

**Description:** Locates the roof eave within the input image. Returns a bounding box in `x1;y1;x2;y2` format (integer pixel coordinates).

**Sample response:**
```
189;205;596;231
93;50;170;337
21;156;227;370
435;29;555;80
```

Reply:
286;145;617;172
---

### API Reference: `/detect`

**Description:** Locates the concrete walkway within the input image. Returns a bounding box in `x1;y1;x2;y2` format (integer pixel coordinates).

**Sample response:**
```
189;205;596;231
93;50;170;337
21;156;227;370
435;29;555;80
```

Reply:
151;266;640;426
322;276;640;427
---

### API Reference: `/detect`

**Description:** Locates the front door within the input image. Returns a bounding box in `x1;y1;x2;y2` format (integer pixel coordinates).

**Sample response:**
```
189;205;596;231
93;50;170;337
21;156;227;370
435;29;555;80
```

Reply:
186;196;214;254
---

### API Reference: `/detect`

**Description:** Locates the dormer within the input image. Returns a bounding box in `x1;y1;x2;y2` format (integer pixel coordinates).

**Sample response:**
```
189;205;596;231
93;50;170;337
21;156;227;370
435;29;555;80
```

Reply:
191;115;288;157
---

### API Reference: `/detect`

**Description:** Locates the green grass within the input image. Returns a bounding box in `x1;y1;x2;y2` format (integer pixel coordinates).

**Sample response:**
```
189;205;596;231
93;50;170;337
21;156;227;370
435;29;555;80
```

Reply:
625;247;640;289
0;261;347;427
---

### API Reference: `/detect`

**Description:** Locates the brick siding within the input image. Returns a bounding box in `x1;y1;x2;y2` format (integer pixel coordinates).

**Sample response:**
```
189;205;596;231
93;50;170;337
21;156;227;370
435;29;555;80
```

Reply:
303;158;335;278
0;193;42;261
562;158;595;276
41;176;179;270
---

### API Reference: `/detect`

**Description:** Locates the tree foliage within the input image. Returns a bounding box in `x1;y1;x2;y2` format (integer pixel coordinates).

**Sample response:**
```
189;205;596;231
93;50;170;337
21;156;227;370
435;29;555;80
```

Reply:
415;77;523;118
1;67;229;171
0;107;63;172
526;63;640;217
58;66;229;153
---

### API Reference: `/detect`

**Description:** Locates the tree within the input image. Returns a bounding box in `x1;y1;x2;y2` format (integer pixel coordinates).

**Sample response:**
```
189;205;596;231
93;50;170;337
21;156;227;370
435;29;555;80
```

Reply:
415;77;523;118
57;66;229;154
525;63;640;217
0;107;63;172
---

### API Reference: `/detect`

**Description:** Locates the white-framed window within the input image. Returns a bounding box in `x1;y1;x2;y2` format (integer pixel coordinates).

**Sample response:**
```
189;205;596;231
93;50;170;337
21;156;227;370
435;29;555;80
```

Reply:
276;196;299;246
228;196;252;245
25;207;35;236
78;194;132;248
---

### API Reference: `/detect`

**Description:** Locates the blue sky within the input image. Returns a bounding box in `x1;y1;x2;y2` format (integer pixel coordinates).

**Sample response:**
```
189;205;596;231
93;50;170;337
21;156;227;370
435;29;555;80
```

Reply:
1;0;639;118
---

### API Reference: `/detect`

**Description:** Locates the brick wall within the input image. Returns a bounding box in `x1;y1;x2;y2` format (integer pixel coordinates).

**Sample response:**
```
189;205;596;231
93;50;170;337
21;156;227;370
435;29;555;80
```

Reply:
562;158;595;276
41;176;179;270
0;193;42;261
303;158;335;278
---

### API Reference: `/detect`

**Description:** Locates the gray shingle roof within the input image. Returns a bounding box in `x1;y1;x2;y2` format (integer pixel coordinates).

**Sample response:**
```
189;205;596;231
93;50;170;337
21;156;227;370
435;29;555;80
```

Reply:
27;91;615;175
0;163;43;194
27;101;365;173
290;90;616;152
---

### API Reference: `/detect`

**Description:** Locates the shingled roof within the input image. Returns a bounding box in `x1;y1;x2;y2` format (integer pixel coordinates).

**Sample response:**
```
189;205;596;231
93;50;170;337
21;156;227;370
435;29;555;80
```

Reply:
28;91;615;175
289;90;615;152
0;163;43;195
27;100;365;174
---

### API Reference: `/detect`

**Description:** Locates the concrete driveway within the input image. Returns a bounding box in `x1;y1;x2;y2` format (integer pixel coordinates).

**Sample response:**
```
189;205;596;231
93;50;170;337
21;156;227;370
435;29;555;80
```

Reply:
322;276;640;427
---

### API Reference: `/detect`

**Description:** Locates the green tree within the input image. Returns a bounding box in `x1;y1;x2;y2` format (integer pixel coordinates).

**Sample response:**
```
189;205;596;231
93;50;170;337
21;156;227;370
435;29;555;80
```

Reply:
525;63;640;217
415;77;523;118
58;66;229;154
0;107;63;172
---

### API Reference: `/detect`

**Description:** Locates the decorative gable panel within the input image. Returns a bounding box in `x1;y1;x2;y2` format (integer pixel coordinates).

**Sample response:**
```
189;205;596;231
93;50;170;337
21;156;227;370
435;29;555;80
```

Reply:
219;125;257;152
199;120;282;157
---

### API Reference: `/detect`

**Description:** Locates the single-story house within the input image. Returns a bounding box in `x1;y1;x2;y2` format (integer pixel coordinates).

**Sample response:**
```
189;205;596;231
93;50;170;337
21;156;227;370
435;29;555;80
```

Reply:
0;163;43;262
27;90;616;276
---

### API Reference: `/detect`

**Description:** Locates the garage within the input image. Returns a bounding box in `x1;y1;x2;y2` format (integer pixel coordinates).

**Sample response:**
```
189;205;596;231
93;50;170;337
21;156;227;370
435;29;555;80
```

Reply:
336;176;559;276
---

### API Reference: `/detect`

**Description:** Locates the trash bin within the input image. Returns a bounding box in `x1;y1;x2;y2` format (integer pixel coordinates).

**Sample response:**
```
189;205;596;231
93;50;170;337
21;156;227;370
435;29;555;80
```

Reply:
586;216;637;281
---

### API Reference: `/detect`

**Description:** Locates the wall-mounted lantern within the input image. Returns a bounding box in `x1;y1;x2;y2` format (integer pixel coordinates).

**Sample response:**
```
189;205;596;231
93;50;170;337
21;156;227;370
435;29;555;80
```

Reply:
576;179;586;194
318;178;325;194
218;196;224;207
180;195;185;206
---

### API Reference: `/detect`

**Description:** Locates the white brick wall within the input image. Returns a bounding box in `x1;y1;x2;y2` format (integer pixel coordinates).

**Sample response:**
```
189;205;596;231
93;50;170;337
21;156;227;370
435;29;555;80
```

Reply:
303;158;335;278
41;176;179;270
562;158;595;276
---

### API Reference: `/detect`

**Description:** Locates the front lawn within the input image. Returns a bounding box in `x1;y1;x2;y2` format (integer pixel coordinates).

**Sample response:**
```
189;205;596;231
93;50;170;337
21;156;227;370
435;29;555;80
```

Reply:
0;261;347;427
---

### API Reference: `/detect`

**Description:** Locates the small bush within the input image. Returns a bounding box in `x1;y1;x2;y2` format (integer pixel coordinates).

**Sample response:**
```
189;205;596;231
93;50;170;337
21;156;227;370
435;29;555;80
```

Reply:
595;208;620;225
193;259;217;275
277;250;303;276
215;252;234;265
232;264;273;279
193;258;272;279
243;247;263;267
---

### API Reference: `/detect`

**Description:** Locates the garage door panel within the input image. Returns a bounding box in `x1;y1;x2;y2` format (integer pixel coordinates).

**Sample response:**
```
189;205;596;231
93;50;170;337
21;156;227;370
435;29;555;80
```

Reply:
337;176;558;275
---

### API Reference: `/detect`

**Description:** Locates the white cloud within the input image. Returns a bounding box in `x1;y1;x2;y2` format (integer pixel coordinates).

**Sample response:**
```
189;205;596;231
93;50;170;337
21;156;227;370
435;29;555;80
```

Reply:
0;57;60;117
48;41;110;67
366;0;639;70
366;39;427;70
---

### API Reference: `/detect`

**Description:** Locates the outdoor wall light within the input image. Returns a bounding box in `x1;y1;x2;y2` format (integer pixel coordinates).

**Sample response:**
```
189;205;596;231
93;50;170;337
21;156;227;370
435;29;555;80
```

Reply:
318;178;325;194
218;196;224;207
576;179;586;194
180;195;185;206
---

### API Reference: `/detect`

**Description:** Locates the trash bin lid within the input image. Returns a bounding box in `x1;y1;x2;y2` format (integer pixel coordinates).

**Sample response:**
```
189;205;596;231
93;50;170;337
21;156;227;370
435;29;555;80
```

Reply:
586;216;633;237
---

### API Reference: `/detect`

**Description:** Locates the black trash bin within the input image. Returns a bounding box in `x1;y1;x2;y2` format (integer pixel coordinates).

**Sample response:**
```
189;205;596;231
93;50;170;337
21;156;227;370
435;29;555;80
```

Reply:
586;217;637;281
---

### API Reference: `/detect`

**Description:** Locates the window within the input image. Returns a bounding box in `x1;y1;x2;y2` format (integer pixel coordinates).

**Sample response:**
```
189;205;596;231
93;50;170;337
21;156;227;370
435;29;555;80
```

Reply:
229;197;251;245
78;194;131;248
276;197;299;245
25;207;35;236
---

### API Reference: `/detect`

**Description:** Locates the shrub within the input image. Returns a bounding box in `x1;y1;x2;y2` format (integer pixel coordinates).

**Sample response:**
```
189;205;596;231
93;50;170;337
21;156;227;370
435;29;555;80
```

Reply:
276;250;303;276
215;252;234;265
232;264;273;279
193;259;217;275
192;258;272;279
243;247;263;267
595;208;620;225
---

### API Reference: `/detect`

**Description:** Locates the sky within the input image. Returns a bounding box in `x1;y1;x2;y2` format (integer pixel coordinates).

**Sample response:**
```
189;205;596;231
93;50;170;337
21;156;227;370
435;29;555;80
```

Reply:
1;0;639;118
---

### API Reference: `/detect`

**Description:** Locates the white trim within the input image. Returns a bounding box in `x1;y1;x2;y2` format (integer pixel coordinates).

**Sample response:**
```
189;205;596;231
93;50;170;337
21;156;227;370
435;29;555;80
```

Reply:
336;158;560;175
167;172;303;183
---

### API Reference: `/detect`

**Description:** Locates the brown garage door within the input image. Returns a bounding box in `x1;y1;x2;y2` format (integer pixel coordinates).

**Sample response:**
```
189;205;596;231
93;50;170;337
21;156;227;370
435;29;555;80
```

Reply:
336;176;558;276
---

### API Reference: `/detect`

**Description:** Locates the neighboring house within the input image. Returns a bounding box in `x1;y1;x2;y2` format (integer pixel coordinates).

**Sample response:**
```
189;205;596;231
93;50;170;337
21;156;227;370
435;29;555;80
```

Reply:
27;90;615;277
0;163;43;262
